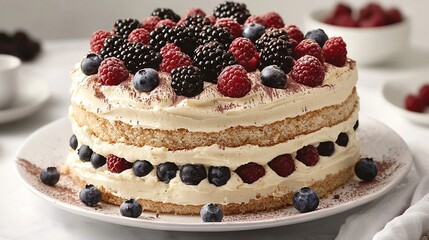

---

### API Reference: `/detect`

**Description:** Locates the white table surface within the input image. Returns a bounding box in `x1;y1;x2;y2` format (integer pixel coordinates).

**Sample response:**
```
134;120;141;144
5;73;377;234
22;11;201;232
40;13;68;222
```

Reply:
1;39;429;240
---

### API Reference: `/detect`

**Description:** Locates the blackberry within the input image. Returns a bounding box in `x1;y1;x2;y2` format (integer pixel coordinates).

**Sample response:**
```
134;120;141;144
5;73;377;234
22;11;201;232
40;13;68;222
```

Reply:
260;38;294;73
198;25;233;48
151;8;180;23
213;1;251;24
182;15;211;28
100;35;126;59
193;41;236;83
150;25;176;50
171;66;204;97
113;18;140;38
150;25;196;55
118;42;162;73
255;28;289;52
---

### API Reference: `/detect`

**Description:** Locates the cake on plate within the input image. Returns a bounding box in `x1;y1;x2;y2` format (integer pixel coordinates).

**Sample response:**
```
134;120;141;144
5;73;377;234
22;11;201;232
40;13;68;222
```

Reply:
64;2;360;215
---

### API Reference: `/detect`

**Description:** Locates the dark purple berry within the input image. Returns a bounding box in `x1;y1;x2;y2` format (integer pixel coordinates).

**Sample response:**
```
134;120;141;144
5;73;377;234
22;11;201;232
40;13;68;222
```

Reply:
242;23;265;42
120;199;143;218
355;158;378;181
132;68;159;92
292;187;319;213
132;160;153;177
180;164;207;185
78;145;93;162
336;132;349;147
260;65;286;89
40;167;60;186
81;53;102;75
90;153;106;169
317;141;335;156
157;162;178;183
208;166;231;186
79;184;101;207
200;203;223;222
69;134;78;150
304;29;329;47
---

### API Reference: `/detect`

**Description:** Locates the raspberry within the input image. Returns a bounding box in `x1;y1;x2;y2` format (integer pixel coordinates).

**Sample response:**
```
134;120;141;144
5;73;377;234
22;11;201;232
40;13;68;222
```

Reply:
215;18;242;38
261;12;284;29
235;162;265;184
284;24;304;43
97;57;129;86
294;39;324;63
184;7;206;17
106;155;132;173
141;16;161;32
128;28;150;45
268;154;295;177
160;43;181;57
419;84;429;105
159;50;192;73
155;19;177;28
291;55;324;87
333;3;352;17
229;37;260;72
296;145;319;166
217;65;251;98
335;15;358;27
385;8;402;25
245;15;266;27
90;30;113;54
405;95;425;112
358;13;386;27
359;3;384;21
323;37;347;67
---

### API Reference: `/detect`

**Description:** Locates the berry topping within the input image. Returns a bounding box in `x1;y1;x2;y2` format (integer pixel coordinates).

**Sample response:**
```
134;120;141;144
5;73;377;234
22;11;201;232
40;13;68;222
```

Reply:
180;164;207;185
261;12;284;29
208;166;231;186
90;153;106;169
150;25;196;56
184;7;206;17
284;24;304;43
113;18;140;38
355;157;378;181
385;8;403;25
217;64;251;98
120;199;143;218
40;167;60;186
132;68;160;92
159;50;192;73
245;15;266;26
157;162;179;183
405;95;425;112
260;65;287;89
151;8;180;22
78;145;93;162
171;66;204;97
200;203;223;222
97;57;129;86
255;28;289;52
242;23;266;43
304;29;329;48
336;132;349;147
79;184;101;207
140;16;161;33
268;154;295;177
235;162;265;184
296;145;319;166
155;18;177;28
132;160;154;177
292;187;319;213
106;155;132;173
291;55;325;87
353;120;359;131
317;141;335;157
418;84;429;105
333;3;352;18
89;30;113;54
199;25;234;48
81;53;102;76
333;15;358;27
229;37;260;72
294;39;325;63
260;38;293;74
69;134;78;150
182;15;211;29
215;18;242;38
213;1;250;25
323;37;347;67
160;43;181;57
128;28;150;45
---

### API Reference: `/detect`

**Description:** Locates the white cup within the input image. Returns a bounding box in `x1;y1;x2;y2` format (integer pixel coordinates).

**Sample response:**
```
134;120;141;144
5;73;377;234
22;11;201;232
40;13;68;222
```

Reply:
0;54;21;109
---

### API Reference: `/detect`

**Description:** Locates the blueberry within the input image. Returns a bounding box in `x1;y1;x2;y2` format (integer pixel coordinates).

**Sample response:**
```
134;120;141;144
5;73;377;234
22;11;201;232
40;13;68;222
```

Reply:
132;160;153;177
81;53;102;75
354;158;378;181
242;23;265;42
156;162;178;183
120;199;143;218
180;164;207;185
304;29;329;47
79;184;101;207
69;134;78;150
336;132;349;147
292;187;319;213
353;120;359;131
261;65;287;89
208;166;231;186
90;153;106;169
317;141;335;157
200;203;223;222
40;167;60;186
77;145;93;162
132;68;159;92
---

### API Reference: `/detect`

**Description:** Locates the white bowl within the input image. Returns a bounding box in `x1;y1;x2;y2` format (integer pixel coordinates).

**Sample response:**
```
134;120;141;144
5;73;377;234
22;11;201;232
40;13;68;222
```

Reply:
304;10;410;66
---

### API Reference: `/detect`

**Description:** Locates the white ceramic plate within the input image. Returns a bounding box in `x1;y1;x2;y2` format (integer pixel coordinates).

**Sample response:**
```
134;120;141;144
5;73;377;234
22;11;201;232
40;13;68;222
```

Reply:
0;77;50;124
16;116;412;232
382;79;429;126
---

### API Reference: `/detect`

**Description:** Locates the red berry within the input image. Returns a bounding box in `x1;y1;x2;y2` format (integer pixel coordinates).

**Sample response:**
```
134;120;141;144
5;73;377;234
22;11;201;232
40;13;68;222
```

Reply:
284;24;304;43
385;8;402;25
97;57;129;86
106;155;132;173
160;43;181;57
184;7;206;17
245;15;266;27
333;3;352;17
323;37;347;67
141;16;161;32
128;28;150;45
215;18;242;38
235;162;265;184
206;15;216;25
268;154;295;177
419;84;429;105
155;19;177;28
405;95;425;112
296;145;319;166
217;65;252;98
358;13;386;27
159;50;192;73
261;12;284;29
359;3;384;20
294;39;325;63
335;14;358;27
89;30;113;54
229;37;260;72
291;55;325;87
